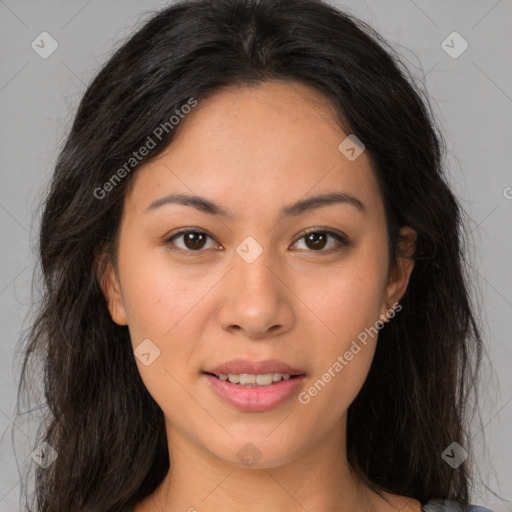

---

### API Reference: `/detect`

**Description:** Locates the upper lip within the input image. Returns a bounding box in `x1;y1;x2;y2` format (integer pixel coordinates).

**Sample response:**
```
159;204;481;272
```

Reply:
204;359;306;376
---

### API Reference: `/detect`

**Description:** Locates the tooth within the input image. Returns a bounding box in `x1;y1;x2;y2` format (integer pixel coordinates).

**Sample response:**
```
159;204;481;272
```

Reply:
256;373;274;386
239;374;256;385
221;373;295;386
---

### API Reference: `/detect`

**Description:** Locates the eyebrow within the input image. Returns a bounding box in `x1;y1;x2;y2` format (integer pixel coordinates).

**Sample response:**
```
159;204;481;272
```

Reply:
145;191;366;219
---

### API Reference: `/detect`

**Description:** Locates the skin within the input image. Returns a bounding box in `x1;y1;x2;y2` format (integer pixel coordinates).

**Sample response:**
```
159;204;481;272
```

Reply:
100;80;420;512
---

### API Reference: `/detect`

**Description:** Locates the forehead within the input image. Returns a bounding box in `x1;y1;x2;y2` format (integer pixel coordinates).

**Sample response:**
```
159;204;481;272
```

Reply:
124;80;384;220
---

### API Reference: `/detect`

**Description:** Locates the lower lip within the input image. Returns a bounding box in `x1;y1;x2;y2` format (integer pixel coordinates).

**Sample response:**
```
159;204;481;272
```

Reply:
203;373;306;412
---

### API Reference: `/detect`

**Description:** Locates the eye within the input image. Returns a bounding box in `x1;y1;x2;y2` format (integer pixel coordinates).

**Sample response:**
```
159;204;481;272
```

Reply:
165;230;220;252
291;229;349;252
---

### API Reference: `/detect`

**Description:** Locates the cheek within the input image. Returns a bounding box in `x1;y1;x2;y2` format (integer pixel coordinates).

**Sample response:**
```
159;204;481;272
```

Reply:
294;246;388;413
117;242;228;392
118;244;212;339
308;248;389;342
118;246;210;412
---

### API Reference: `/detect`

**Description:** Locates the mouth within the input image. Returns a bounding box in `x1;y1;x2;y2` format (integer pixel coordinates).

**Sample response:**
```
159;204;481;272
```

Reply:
202;371;306;412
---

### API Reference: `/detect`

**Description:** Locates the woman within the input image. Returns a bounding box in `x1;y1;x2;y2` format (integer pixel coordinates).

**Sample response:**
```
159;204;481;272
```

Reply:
17;0;498;511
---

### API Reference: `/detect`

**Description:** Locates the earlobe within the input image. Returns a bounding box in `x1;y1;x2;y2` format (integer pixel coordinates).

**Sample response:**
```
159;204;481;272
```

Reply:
96;251;128;326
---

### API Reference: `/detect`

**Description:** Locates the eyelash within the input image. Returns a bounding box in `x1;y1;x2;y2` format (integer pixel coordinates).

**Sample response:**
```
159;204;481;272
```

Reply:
164;228;349;255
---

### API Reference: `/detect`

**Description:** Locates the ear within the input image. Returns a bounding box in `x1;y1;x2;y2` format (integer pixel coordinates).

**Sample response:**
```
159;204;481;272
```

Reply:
95;247;128;326
381;226;416;317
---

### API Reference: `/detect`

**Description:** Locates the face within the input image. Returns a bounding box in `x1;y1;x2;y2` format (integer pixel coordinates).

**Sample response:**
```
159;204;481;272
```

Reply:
100;80;414;470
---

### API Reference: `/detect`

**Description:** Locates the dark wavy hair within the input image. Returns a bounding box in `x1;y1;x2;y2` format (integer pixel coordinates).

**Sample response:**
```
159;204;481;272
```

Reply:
15;0;489;511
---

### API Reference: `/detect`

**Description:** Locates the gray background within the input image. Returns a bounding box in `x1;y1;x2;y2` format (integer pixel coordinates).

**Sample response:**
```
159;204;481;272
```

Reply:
0;1;511;511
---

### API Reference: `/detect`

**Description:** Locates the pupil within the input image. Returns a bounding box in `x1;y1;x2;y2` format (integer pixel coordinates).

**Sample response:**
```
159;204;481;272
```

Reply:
306;232;327;250
184;232;206;250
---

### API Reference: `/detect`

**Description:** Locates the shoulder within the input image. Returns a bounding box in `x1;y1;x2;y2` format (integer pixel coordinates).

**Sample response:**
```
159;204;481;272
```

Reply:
377;493;495;512
422;498;496;512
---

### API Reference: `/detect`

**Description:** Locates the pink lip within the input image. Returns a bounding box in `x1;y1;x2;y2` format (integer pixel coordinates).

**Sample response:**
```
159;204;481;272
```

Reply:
204;358;305;376
204;374;306;412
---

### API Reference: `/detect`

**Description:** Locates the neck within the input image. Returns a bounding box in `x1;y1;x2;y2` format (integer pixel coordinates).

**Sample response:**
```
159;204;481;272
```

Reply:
143;416;377;512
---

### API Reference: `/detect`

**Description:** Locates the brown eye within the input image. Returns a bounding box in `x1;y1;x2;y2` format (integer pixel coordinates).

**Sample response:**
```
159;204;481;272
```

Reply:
166;230;218;252
292;230;349;252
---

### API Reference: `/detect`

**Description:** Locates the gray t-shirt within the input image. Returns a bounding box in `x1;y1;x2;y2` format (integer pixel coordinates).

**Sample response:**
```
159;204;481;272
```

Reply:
423;499;495;511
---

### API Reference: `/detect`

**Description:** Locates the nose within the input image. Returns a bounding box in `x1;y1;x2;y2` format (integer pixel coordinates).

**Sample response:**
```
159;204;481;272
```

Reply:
216;248;294;339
